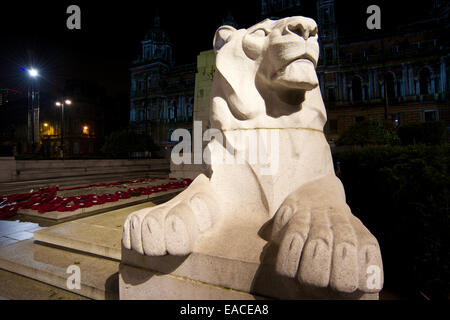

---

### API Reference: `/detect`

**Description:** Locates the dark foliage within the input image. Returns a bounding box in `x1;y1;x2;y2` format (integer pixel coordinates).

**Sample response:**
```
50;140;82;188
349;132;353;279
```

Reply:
336;120;400;146
334;144;449;299
397;121;446;146
101;130;160;158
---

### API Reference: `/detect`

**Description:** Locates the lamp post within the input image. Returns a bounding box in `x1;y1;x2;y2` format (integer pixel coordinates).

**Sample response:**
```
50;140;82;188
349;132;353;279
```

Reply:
55;99;72;158
27;68;39;152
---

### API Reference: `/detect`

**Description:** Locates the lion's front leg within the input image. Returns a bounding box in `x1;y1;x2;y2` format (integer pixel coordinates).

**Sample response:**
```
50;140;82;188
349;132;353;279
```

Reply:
271;174;383;293
122;174;221;256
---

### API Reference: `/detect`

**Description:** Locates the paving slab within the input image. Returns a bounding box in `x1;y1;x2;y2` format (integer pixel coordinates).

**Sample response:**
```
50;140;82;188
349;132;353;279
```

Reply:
0;237;18;247
4;231;34;241
0;239;119;300
0;220;39;237
0;268;89;300
0;220;47;246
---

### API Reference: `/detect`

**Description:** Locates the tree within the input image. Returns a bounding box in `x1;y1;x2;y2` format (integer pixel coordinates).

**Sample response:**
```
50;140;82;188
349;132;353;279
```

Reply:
101;130;160;158
337;119;400;146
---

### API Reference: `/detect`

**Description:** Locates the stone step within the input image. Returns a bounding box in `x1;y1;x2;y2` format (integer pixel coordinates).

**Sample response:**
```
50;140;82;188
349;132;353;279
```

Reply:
12;167;170;182
21;188;182;222
0;268;89;300
0;239;119;300
0;192;181;300
0;171;168;195
33;193;179;259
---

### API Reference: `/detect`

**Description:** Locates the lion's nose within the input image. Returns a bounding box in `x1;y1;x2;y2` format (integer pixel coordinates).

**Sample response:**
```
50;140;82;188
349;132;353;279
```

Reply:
283;17;318;40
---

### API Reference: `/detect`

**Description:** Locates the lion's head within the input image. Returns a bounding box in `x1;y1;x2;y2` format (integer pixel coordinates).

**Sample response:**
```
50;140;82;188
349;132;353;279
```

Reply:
210;16;326;131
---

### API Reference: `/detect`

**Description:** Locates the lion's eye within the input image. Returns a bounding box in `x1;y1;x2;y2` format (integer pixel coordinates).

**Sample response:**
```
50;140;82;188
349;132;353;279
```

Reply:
252;29;267;37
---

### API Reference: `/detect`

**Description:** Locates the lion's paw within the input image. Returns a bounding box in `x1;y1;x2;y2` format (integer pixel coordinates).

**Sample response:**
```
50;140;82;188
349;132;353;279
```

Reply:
272;197;383;293
122;189;219;256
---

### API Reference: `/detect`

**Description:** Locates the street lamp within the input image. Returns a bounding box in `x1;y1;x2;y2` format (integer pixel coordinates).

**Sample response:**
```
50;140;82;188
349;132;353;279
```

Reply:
27;68;40;152
55;99;72;158
28;69;39;78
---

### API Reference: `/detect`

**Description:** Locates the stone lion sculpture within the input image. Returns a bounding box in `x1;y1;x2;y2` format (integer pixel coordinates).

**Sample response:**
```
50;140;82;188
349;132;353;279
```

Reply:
122;16;383;298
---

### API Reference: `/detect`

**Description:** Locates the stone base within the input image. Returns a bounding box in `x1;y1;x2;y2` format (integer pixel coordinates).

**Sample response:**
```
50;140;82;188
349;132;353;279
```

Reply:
120;219;378;300
119;264;264;300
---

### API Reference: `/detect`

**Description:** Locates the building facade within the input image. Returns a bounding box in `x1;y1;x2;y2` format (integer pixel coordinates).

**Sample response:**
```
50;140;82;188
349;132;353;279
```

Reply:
129;16;195;157
262;0;450;141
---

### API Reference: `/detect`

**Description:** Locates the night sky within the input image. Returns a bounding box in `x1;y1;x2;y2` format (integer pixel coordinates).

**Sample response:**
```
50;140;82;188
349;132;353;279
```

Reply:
0;0;435;98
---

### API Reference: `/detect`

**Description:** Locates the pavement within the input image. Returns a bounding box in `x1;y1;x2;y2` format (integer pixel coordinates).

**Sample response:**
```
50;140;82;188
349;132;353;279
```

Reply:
0;220;47;248
0;269;88;300
0;219;89;300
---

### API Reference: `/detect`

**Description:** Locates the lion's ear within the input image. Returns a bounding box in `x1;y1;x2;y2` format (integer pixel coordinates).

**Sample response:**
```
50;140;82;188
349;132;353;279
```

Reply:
213;26;236;53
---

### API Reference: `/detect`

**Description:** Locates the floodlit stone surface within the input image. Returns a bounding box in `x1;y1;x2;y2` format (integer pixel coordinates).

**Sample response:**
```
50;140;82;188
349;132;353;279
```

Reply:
34;202;159;260
34;192;182;260
0;240;119;299
119;264;265;300
122;16;383;299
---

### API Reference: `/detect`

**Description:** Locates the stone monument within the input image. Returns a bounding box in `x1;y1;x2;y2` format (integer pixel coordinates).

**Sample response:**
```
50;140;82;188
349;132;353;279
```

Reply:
169;49;215;180
120;16;384;300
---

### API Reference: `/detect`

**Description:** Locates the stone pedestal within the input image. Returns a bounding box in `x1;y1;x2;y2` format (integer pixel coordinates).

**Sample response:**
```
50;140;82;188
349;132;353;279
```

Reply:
119;220;378;300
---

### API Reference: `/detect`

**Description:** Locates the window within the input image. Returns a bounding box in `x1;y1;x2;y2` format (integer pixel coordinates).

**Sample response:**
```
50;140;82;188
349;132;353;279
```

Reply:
169;100;176;121
327;87;336;102
325;47;333;64
385;73;396;98
168;129;176;141
187;104;193;121
424;110;438;122
323;8;330;24
419;68;431;95
352;77;363;101
73;142;80;155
